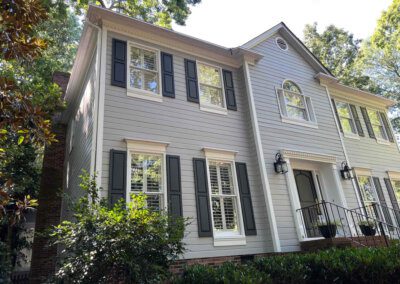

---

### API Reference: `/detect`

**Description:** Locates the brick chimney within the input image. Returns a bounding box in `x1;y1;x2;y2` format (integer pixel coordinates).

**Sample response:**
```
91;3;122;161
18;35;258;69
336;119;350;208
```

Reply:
29;72;70;283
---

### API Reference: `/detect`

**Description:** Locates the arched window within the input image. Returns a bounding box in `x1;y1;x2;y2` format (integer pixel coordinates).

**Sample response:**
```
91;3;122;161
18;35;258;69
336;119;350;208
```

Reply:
276;80;316;124
283;80;301;94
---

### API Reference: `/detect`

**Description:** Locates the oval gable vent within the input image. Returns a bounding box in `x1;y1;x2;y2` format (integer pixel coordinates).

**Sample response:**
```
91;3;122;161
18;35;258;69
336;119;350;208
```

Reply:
276;37;288;51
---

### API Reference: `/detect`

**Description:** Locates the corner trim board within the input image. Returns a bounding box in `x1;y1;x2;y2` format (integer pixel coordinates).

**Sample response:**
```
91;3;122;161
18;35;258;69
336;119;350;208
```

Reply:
243;61;281;252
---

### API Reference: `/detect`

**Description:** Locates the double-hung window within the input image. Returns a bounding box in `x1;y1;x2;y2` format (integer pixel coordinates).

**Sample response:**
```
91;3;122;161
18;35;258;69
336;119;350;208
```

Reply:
276;80;316;126
128;43;160;97
198;62;226;112
130;153;164;211
367;109;388;142
336;102;357;136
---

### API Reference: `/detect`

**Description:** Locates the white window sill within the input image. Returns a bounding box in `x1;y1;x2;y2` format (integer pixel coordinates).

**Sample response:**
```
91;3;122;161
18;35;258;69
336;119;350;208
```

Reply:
343;133;360;140
213;235;246;247
127;90;162;103
200;105;228;115
376;138;391;146
281;117;318;129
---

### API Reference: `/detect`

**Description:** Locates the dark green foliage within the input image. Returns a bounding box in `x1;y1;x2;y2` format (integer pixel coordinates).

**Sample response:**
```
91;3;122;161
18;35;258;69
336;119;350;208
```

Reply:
177;245;400;284
0;241;11;284
50;173;188;284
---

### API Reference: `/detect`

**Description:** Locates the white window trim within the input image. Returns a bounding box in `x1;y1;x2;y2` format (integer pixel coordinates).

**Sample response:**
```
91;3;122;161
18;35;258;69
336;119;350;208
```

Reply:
126;41;163;102
367;108;390;145
202;148;246;246
388;171;400;181
275;86;318;128
125;139;169;210
196;60;228;115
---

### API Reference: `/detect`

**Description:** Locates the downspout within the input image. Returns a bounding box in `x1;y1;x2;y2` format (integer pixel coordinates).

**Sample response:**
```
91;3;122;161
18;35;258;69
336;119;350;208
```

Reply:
322;84;363;207
243;61;281;252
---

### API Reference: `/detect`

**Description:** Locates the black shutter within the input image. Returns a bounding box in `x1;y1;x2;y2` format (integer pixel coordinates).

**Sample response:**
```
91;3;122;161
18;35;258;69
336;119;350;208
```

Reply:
350;104;364;137
360;107;375;138
166;155;182;217
193;158;212;237
236;162;256;235
331;98;343;133
222;70;237;111
109;150;127;206
161;52;175;98
380;112;394;142
111;39;127;88
185;59;199;103
372;177;392;225
384;178;400;226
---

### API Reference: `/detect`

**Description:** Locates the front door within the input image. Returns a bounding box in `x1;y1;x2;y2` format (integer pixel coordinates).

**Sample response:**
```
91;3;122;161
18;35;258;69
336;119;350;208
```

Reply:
294;170;321;237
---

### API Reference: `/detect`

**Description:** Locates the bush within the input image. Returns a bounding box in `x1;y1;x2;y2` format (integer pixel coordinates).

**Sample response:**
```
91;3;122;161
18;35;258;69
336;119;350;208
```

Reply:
0;241;11;284
177;245;400;284
50;174;188;284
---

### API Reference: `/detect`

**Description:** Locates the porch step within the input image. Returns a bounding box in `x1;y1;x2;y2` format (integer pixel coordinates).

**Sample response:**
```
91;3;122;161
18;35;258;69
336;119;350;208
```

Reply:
300;236;388;252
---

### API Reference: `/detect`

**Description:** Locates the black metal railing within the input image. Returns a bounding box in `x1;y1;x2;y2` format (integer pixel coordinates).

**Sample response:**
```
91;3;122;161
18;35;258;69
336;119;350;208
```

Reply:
296;200;400;247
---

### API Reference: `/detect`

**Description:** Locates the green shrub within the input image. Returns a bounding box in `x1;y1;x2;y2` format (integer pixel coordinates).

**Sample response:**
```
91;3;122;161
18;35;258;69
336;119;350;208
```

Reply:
176;245;400;284
49;174;188;284
0;241;11;284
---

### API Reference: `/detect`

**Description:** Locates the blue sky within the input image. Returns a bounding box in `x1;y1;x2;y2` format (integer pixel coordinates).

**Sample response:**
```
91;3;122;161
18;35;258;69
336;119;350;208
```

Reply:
172;0;392;47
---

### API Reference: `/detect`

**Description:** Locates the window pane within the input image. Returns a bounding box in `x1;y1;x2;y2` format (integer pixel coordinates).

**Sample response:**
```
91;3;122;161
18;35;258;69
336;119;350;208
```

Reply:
143;49;156;71
372;125;386;140
130;46;141;67
212;197;223;230
145;156;162;192
209;165;219;194
131;156;144;191
143;71;158;93
199;85;224;107
341;117;356;134
284;92;305;108
198;64;221;87
283;81;301;93
368;110;381;125
337;102;351;118
147;195;162;211
131;154;162;193
393;181;400;205
220;164;234;195
223;197;238;230
358;176;376;204
286;105;307;120
129;68;142;89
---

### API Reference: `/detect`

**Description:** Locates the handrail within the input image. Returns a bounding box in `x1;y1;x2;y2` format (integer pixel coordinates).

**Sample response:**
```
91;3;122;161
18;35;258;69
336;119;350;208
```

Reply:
296;200;400;248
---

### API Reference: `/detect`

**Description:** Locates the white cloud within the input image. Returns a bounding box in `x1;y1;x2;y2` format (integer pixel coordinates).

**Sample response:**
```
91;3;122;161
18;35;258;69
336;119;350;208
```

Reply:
172;0;392;47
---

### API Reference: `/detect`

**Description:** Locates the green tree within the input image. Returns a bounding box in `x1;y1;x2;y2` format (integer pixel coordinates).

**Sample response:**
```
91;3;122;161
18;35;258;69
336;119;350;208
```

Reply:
303;23;380;93
356;0;400;102
50;174;187;283
70;0;201;28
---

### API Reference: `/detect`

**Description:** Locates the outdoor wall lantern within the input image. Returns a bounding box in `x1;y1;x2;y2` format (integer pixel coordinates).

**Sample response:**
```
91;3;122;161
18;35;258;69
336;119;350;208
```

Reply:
340;161;354;180
274;153;288;174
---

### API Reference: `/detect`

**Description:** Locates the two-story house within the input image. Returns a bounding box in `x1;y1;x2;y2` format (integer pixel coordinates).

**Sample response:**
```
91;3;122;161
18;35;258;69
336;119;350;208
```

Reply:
60;5;400;262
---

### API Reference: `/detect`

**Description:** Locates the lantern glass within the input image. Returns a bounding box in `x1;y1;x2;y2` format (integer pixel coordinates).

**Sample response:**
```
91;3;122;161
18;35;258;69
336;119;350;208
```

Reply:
274;162;282;173
281;161;288;173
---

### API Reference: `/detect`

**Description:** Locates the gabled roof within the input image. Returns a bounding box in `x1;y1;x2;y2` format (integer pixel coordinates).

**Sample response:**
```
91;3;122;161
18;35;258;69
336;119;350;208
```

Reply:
241;22;333;76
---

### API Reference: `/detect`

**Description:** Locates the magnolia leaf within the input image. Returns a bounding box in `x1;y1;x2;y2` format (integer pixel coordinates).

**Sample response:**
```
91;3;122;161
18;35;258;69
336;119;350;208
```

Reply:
18;136;25;145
